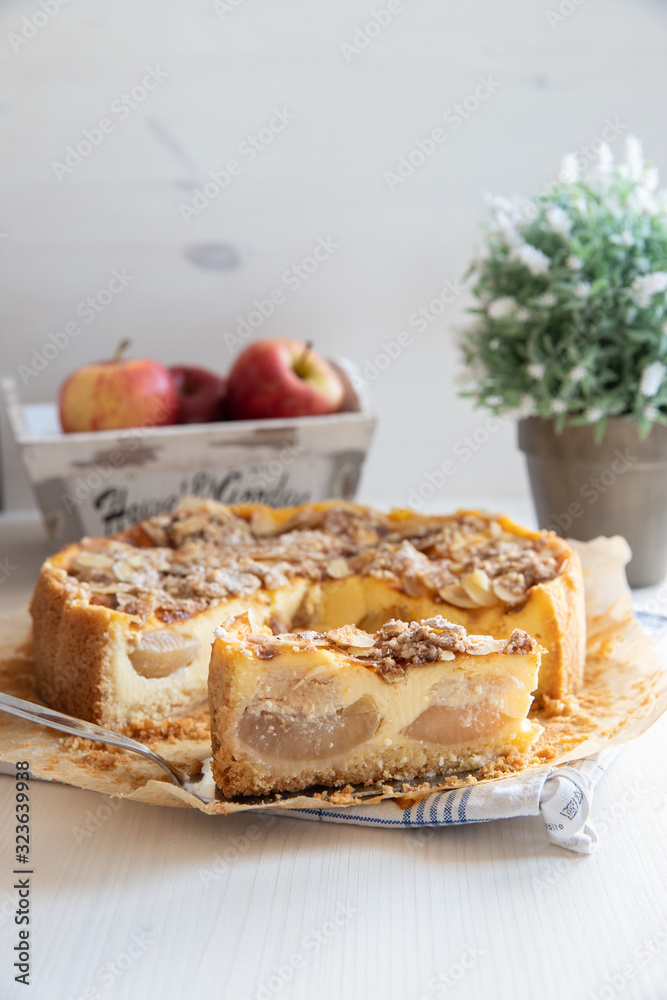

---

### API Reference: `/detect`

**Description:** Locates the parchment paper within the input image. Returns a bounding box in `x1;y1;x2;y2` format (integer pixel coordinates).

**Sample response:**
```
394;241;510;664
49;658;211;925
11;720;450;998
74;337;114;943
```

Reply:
0;536;665;817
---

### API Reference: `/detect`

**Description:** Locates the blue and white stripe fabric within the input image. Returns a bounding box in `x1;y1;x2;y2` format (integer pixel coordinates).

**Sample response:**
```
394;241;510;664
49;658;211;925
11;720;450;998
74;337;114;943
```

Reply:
271;749;618;853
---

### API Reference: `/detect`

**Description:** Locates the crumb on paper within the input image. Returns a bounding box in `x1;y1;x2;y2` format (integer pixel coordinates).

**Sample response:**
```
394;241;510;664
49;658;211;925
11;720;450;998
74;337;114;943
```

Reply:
125;709;210;745
326;785;357;806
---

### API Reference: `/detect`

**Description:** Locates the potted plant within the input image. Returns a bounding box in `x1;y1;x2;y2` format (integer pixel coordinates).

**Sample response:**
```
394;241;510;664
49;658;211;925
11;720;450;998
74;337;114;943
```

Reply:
459;137;667;586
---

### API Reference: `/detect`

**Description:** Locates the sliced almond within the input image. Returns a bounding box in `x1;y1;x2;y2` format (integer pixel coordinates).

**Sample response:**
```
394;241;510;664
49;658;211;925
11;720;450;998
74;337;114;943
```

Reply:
438;649;456;661
448;561;467;575
73;551;114;570
402;576;429;598
130;630;199;678
326;624;375;648
250;508;280;537
140;521;169;546
461;568;499;608
283;634;330;648
113;560;137;582
465;635;506;655
326;557;352;579
438;584;478;609
168;563;190;576
492;574;527;604
218;609;263;640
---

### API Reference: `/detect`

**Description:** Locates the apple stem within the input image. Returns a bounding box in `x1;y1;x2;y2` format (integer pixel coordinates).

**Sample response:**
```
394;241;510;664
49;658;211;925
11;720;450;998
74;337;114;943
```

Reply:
113;338;131;363
295;341;313;377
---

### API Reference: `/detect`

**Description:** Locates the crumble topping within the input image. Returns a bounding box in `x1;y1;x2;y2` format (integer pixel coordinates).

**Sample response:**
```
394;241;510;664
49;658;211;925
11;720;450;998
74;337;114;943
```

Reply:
504;628;539;654
67;500;564;624
217;614;538;684
321;617;537;682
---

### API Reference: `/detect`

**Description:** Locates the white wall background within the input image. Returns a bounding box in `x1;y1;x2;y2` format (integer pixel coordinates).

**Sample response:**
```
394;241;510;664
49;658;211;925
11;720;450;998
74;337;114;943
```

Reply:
2;0;667;510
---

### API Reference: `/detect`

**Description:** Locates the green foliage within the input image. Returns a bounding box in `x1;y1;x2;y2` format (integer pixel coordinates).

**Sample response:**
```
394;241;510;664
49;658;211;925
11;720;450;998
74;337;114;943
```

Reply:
459;138;667;436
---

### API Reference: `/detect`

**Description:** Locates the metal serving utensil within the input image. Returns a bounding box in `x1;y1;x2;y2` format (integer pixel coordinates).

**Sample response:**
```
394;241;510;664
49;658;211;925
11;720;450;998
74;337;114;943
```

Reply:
0;692;213;804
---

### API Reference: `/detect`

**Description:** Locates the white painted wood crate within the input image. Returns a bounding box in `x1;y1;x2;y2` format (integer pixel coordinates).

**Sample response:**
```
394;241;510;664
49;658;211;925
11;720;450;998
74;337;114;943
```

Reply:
1;362;375;545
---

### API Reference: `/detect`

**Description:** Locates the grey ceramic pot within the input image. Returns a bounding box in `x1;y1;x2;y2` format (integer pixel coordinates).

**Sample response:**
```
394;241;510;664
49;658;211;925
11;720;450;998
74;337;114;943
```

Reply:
518;417;667;587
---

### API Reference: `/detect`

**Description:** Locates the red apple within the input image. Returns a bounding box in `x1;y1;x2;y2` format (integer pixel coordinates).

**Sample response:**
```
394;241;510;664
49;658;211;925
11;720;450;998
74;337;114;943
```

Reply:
170;365;228;424
59;340;180;433
226;339;344;420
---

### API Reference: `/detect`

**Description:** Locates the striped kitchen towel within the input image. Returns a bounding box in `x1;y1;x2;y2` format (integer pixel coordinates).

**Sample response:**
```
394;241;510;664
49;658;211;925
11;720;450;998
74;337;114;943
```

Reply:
270;748;619;854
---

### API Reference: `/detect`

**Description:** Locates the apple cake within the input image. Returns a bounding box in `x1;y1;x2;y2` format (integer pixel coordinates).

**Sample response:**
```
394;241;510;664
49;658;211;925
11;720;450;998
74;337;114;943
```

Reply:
30;498;585;731
210;611;544;796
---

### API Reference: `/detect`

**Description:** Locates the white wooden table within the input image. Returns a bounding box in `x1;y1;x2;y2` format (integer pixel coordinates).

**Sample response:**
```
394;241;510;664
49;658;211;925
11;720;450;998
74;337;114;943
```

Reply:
1;505;666;1000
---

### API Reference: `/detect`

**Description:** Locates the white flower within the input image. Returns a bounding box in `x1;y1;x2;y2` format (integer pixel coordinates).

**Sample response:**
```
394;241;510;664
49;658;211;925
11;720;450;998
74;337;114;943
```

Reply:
518;394;537;417
574;282;591;299
639;361;666;397
468;358;489;381
488;337;501;350
571;194;588;215
559;153;580;183
644;166;659;194
566;255;583;270
586;407;603;423
487;297;516;319
504;396;537;420
515;307;531;322
491;211;522;247
546;206;572;239
484;193;514;214
625;135;644;181
632;272;667;309
550;399;567;414
569;365;586;383
513;243;551;276
527;362;545;380
617;231;635;247
635;186;658;216
540;292;557;308
522;201;539;223
595;141;614;175
644;404;659;421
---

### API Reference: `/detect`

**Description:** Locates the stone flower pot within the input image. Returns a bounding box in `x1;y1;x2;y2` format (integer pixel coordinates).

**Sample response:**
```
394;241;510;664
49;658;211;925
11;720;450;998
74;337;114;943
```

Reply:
518;417;667;587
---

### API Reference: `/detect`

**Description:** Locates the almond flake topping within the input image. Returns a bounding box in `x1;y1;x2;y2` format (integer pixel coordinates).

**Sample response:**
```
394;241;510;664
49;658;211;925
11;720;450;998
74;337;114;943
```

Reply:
216;613;539;683
326;624;375;648
65;501;562;624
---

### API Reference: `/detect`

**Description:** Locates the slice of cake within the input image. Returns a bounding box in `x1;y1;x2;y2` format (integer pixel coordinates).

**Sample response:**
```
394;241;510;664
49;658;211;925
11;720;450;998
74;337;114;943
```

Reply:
30;498;584;729
209;611;544;796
